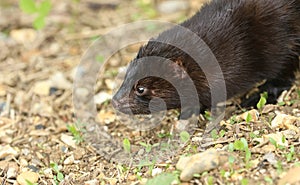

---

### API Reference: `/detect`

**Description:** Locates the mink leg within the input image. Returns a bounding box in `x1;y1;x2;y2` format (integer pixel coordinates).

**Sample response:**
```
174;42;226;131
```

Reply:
240;78;295;108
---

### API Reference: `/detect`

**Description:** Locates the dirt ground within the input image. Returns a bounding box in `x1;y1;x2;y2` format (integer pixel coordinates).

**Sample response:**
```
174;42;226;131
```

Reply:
0;0;300;185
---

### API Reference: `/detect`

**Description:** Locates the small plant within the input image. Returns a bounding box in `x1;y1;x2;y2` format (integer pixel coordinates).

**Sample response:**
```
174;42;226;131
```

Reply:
257;92;267;110
245;113;252;124
286;145;295;162
232;138;251;166
264;176;273;184
269;137;285;150
207;176;214;185
275;161;283;174
25;180;38;185
211;129;226;140
67;124;84;144
139;142;159;153
241;178;249;185
50;162;64;185
204;111;213;121
146;172;179;185
180;131;190;143
123;138;131;153
19;0;52;29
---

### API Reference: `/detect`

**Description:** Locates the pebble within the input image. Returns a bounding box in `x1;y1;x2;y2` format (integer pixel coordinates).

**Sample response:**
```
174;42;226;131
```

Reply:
262;104;276;114
94;92;112;105
105;79;117;90
0;131;13;144
237;109;259;122
278;166;300;185
61;134;77;148
33;80;51;96
157;0;189;14
7;165;18;179
262;152;277;165
271;113;299;132
43;168;53;178
263;132;288;147
84;179;99;185
10;28;37;44
0;145;18;158
151;168;163;176
176;149;228;181
64;155;75;165
17;171;39;185
50;72;72;89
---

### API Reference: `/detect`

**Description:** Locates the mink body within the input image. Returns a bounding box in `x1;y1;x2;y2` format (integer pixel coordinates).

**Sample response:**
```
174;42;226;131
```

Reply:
112;0;300;117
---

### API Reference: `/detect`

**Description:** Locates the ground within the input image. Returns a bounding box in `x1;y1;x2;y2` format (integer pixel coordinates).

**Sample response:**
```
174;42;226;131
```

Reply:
0;0;299;185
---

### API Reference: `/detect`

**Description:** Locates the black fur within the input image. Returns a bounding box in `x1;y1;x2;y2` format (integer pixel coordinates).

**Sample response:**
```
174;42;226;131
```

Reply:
113;0;300;115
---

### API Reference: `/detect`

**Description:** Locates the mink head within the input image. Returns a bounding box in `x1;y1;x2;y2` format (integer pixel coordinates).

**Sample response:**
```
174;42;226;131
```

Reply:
112;42;194;115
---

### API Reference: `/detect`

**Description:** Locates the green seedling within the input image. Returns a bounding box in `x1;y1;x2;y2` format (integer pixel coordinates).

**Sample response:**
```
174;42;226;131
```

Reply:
19;0;52;29
257;92;267;110
241;178;249;185
25;180;38;185
50;162;64;185
67;124;84;144
123;138;131;153
232;138;252;166
211;129;226;140
180;131;190;143
286;145;295;162
245;113;252;123
146;172;179;185
264;176;273;184
204;111;213;121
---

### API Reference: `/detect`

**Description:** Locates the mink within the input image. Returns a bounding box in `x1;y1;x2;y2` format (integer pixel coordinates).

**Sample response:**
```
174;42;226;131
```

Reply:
112;0;300;118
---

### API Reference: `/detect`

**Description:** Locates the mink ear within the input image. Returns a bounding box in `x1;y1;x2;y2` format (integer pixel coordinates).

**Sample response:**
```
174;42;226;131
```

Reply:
170;57;188;79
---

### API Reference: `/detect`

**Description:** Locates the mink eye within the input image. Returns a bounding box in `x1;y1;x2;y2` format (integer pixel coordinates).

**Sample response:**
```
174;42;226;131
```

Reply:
135;86;147;96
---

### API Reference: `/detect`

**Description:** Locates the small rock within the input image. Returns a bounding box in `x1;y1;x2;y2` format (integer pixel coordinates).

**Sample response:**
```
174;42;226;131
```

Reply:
17;171;39;185
176;149;228;181
94;92;112;105
7;165;18;179
97;110;116;124
108;178;117;185
0;131;13;144
263;132;288;147
33;80;51;96
50;72;72;89
237;109;259;122
262;104;276;114
43;168;53;178
157;0;189;14
271;113;299;132
261;144;276;153
74;148;85;160
278;166;300;185
19;158;28;167
84;179;99;185
61;134;76;148
64;155;75;165
10;28;37;44
262;152;277;165
0;145;18;158
105;79;117;90
151;168;163;176
127;174;136;181
31;102;53;116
